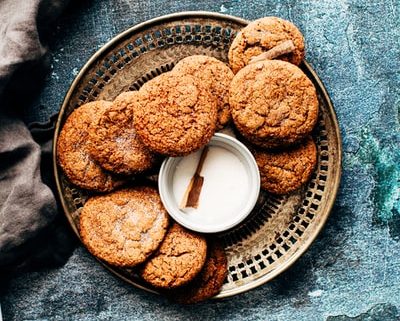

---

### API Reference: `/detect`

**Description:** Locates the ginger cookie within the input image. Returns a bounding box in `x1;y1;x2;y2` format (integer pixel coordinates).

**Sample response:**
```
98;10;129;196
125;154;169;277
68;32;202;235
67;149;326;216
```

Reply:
57;101;123;192
228;17;305;73
254;136;317;194
230;60;318;148
134;72;217;156
173;55;234;129
88;91;156;175
139;223;207;289
79;186;169;267
168;240;227;304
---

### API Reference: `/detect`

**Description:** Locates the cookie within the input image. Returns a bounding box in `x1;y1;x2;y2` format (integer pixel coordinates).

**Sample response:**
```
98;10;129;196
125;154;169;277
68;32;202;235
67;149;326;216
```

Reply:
79;186;169;267
139;223;207;289
254;136;317;194
230;60;318;148
134;72;217;156
229;17;305;73
173;55;234;129
88;91;155;175
57;101;123;192
168;240;227;304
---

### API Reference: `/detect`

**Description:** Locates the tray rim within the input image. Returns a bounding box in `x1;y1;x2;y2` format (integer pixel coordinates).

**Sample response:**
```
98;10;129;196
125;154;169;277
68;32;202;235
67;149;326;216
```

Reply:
52;11;342;298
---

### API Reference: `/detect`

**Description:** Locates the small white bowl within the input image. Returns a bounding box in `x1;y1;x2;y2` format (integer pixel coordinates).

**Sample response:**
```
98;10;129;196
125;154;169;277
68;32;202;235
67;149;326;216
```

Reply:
158;133;260;233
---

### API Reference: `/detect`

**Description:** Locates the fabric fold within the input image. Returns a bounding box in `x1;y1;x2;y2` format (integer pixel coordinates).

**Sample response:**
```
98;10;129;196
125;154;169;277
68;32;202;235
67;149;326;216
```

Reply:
0;0;75;274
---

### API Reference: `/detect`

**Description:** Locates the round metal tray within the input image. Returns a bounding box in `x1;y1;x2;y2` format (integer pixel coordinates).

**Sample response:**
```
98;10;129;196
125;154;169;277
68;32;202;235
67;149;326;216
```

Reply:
53;11;342;298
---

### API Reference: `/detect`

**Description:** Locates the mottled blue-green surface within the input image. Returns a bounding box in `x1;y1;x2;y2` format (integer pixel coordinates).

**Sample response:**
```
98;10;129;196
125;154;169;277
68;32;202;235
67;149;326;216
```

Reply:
1;0;400;320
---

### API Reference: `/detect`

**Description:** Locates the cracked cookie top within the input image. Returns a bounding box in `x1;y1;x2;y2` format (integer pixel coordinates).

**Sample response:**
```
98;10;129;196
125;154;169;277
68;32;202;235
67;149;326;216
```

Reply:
57;101;123;192
79;186;169;267
172;55;234;129
139;223;207;289
253;136;317;194
229;16;305;73
133;72;218;156
230;60;319;148
88;91;156;175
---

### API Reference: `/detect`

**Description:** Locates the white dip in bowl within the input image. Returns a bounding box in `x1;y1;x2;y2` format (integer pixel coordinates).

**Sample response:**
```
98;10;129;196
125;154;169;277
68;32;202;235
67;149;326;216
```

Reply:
158;133;260;233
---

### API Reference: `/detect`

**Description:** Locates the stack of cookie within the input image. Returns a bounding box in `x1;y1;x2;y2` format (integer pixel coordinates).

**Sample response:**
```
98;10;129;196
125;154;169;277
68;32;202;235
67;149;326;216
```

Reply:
57;55;233;304
56;16;319;303
228;17;319;195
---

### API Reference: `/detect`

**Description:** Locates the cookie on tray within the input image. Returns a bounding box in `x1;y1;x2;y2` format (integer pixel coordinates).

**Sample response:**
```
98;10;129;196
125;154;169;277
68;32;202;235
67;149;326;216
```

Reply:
134;72;218;156
254;136;317;194
79;186;169;267
56;101;123;192
173;55;234;129
229;17;305;73
168;240;228;304
139;223;207;289
230;60;318;148
88;91;156;175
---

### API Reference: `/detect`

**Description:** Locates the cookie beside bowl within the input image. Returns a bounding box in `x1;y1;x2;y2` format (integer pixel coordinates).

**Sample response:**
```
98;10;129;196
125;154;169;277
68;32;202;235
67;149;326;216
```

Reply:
229;60;319;149
79;186;169;267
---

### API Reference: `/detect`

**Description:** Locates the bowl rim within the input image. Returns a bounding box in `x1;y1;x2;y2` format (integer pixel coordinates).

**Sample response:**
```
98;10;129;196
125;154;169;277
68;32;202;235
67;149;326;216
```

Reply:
158;133;261;233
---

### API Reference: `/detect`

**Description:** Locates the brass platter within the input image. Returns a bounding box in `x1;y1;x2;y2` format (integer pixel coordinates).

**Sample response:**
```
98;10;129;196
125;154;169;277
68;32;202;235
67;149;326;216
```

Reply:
53;12;342;298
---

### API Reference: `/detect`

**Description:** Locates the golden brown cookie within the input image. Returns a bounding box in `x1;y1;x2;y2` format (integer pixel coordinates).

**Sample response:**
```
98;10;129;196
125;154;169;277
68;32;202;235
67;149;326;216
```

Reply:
88;91;156;175
230;60;318;148
56;101;123;192
173;55;234;129
168;240;227;304
139;223;207;289
79;186;169;267
134;72;218;156
254;136;317;194
228;17;305;73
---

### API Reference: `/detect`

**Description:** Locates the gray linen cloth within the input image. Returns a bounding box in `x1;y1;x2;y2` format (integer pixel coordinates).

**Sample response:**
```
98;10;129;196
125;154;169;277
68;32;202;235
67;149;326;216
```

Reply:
0;0;75;274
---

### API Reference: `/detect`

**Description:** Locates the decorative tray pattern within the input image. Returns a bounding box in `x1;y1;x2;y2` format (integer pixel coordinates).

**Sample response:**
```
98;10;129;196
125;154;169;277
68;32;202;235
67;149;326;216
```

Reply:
53;12;342;298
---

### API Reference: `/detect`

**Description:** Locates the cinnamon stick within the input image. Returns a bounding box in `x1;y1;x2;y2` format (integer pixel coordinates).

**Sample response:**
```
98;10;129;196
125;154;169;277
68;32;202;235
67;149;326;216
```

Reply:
249;40;295;64
180;147;209;209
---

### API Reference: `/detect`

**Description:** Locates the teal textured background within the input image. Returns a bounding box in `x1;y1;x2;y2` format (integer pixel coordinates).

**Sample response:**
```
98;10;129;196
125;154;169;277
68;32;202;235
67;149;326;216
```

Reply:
1;0;399;320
